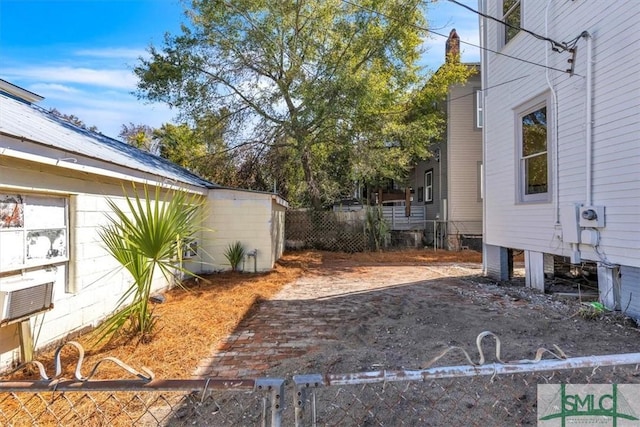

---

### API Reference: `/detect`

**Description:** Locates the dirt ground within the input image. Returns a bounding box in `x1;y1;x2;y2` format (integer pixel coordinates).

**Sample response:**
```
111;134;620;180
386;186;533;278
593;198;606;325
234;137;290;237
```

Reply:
18;249;640;378
252;257;640;377
177;252;640;426
5;250;640;426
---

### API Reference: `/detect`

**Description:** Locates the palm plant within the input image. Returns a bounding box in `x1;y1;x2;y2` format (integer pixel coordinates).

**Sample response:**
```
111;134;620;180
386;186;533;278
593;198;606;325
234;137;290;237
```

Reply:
224;241;246;272
97;184;203;343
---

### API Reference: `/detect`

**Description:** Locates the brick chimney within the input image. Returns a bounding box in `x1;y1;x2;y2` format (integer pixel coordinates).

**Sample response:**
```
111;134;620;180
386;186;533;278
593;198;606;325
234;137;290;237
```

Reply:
445;29;460;63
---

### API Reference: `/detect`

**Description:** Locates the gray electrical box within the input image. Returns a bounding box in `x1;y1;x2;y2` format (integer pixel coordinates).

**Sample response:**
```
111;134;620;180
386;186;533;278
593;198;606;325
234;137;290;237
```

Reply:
560;204;581;244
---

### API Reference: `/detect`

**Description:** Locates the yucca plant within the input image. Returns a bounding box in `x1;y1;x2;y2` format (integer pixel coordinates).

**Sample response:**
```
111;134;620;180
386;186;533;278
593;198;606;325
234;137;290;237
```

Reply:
365;205;390;251
97;184;203;343
224;241;246;272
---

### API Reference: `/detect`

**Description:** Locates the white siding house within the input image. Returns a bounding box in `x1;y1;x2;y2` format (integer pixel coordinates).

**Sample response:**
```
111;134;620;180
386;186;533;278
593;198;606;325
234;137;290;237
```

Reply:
0;80;287;371
480;2;640;314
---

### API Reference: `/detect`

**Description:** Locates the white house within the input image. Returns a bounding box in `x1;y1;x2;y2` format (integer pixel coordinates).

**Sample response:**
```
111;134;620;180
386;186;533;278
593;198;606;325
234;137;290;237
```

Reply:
0;80;287;371
480;2;640;314
410;30;483;250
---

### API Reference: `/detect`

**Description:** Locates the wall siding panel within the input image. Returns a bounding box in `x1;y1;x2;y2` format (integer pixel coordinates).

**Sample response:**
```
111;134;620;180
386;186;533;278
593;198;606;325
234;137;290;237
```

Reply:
483;0;640;269
448;73;483;233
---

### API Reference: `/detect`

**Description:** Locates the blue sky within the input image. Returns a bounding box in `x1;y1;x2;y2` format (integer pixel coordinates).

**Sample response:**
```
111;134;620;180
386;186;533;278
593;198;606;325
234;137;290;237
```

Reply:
0;0;479;139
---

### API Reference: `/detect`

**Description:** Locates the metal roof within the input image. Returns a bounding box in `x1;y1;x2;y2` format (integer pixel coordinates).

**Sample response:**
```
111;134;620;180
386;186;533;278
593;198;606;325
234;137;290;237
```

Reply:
0;92;217;189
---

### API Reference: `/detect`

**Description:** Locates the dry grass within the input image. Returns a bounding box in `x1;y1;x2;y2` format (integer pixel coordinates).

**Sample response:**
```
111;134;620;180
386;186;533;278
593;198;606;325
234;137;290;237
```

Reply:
10;249;481;381
315;248;482;265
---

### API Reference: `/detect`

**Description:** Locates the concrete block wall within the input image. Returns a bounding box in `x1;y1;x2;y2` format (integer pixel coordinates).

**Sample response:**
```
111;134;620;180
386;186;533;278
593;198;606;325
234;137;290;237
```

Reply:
203;189;279;272
0;166;186;370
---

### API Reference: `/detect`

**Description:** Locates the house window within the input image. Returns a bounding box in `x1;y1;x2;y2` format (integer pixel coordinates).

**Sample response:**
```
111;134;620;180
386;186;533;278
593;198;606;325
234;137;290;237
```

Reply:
424;170;433;203
518;99;550;202
476;90;483;128
502;0;521;45
0;194;68;273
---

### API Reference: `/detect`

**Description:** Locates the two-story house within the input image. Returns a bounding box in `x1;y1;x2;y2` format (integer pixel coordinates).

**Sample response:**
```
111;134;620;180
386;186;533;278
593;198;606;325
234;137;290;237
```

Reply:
410;29;483;250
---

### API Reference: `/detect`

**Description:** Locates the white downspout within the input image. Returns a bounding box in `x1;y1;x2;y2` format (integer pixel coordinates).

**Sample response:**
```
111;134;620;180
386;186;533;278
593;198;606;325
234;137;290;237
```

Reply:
583;31;593;207
545;0;560;225
575;31;593;265
479;0;488;274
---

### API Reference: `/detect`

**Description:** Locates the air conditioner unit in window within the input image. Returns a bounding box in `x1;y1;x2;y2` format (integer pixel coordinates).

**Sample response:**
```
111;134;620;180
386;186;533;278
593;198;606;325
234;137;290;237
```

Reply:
0;278;54;323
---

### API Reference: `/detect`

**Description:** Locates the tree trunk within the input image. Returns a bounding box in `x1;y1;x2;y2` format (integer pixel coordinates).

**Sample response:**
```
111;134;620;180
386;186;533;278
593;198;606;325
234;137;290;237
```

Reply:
301;149;322;209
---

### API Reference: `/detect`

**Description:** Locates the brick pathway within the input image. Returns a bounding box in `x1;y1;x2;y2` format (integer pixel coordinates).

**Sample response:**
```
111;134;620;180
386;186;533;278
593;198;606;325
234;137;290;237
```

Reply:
194;264;481;378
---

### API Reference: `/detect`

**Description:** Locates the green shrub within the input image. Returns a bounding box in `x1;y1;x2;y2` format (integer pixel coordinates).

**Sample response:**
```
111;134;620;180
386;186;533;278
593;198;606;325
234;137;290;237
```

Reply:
224;241;246;272
97;184;203;343
365;206;389;251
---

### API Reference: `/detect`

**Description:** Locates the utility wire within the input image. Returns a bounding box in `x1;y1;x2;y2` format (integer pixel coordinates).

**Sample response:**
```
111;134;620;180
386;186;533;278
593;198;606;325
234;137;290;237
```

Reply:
447;0;569;51
340;0;574;75
446;74;531;104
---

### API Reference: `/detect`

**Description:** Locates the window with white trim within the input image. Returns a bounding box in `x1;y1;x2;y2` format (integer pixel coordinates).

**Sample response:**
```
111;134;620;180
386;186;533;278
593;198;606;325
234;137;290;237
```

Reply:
502;0;521;45
424;170;433;203
518;97;550;202
0;194;69;273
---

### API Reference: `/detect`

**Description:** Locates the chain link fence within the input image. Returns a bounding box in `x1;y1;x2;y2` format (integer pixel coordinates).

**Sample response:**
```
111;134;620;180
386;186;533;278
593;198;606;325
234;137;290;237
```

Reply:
423;220;483;251
3;341;640;426
293;355;640;426
0;377;284;427
285;209;484;253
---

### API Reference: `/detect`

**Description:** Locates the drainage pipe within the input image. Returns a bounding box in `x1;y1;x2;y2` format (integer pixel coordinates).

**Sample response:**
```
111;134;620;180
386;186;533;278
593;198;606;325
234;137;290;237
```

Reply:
545;0;560;224
246;249;258;273
583;31;593;207
479;0;488;274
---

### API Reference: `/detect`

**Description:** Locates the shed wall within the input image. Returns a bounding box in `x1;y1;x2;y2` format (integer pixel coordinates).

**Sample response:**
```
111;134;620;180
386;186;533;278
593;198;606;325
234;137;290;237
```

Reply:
204;189;284;272
0;158;187;371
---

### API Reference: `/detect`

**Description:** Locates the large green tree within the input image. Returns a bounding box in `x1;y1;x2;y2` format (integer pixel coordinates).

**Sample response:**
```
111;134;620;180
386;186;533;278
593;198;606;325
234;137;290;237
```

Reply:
119;114;241;188
135;0;469;208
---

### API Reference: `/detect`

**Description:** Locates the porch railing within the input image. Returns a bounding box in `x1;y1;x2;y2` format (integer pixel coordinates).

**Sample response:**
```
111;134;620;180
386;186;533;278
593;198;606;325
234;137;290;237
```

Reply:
381;205;425;230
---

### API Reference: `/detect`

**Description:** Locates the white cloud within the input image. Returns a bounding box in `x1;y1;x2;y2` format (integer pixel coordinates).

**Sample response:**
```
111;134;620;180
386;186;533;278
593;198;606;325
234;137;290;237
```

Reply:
71;104;175;138
2;66;138;90
0;52;176;137
39;87;176;138
29;83;81;95
74;48;147;60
